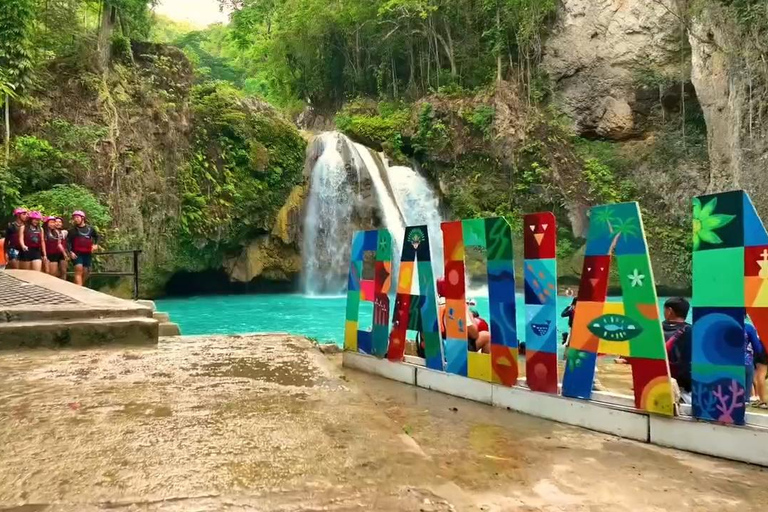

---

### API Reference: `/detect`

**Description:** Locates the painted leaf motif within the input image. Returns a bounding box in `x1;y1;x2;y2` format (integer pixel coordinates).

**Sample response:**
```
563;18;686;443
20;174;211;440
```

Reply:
698;229;723;245
702;213;736;230
700;197;717;218
693;197;702;219
587;314;643;341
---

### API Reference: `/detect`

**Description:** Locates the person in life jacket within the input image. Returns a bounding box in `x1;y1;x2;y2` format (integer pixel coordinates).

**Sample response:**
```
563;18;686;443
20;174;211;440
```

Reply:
43;216;68;278
4;208;28;269
19;210;45;271
67;210;99;286
54;216;70;278
435;277;490;354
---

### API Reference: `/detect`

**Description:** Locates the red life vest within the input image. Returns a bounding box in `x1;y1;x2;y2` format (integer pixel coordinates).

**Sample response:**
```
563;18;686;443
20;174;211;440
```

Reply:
25;225;42;249
72;226;95;254
45;229;63;255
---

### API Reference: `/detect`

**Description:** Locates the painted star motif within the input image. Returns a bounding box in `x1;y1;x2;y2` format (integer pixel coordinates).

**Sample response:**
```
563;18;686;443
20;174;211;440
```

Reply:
628;269;645;288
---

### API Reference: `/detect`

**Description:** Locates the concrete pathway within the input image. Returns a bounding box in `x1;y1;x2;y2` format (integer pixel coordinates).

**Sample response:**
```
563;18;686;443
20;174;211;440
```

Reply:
0;335;766;511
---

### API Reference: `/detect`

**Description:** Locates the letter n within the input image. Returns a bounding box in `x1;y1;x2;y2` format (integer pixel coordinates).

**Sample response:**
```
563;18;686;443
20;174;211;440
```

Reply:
441;217;518;385
344;229;393;357
387;225;443;370
562;202;674;416
692;190;768;425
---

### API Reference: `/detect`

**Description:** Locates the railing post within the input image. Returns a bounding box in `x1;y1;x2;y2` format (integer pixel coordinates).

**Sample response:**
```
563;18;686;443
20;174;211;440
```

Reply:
133;250;140;300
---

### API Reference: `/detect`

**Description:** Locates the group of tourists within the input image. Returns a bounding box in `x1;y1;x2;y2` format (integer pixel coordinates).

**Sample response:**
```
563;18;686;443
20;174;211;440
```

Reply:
1;208;99;286
662;297;768;409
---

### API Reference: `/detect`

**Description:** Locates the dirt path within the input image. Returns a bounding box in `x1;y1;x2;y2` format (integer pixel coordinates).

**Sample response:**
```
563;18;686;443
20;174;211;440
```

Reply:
0;335;765;511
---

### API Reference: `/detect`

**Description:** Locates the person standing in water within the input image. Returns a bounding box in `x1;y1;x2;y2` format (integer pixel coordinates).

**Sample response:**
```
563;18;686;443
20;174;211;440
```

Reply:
67;210;99;286
4;208;28;269
43;217;67;278
19;211;45;271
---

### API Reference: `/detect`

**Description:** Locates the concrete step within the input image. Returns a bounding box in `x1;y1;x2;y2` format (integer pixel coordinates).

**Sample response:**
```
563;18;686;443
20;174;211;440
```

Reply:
159;322;181;337
0;317;159;350
3;306;153;323
153;312;170;322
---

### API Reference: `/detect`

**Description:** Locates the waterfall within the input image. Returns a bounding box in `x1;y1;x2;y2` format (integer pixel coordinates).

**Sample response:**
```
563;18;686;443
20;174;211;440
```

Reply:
302;132;444;295
301;133;358;296
386;164;445;275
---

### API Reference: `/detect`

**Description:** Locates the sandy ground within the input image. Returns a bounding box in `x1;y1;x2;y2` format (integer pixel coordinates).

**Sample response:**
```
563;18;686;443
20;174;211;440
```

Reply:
0;335;766;511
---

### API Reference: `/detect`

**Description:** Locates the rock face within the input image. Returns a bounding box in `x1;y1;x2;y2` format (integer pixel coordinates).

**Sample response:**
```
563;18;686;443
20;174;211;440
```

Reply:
225;184;307;283
688;6;768;216
543;0;681;139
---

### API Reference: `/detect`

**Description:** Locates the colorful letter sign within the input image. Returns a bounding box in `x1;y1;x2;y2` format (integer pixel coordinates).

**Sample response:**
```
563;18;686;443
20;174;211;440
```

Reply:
441;217;518;385
344;229;393;356
562;202;674;416
523;212;558;394
387;225;443;370
692;190;768;425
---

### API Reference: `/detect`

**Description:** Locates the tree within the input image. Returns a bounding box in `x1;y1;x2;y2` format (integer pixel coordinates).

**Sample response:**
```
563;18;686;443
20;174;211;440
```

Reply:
0;0;34;162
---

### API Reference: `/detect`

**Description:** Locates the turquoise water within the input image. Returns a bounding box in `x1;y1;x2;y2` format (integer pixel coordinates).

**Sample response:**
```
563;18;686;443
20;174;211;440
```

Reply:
157;293;658;345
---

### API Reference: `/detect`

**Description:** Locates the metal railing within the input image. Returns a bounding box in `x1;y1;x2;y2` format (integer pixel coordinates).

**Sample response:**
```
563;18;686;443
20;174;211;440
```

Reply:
70;250;142;300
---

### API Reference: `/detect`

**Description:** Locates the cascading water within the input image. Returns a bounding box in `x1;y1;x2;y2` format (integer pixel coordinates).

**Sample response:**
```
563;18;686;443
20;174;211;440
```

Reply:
386;164;445;273
301;133;359;296
352;143;407;251
302;131;444;296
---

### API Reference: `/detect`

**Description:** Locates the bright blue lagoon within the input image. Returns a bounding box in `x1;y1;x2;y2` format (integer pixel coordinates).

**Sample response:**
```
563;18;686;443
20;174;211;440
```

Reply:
156;294;673;346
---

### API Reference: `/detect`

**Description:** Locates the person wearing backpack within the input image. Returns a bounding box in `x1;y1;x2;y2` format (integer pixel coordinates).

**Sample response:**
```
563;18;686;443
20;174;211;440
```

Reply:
663;297;693;403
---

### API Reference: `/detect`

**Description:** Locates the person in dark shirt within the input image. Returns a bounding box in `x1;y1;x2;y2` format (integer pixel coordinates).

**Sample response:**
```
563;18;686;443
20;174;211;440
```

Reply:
560;298;577;346
67;210;99;286
663;297;692;400
4;208;28;269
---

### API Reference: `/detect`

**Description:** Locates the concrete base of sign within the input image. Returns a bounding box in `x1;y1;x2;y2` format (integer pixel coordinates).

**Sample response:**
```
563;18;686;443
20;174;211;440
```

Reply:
341;353;768;467
343;352;416;385
491;383;650;442
416;367;493;404
650;415;768;467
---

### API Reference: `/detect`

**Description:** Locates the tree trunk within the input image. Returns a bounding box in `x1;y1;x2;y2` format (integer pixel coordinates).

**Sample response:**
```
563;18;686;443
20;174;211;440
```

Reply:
97;1;117;71
4;95;9;163
436;32;457;79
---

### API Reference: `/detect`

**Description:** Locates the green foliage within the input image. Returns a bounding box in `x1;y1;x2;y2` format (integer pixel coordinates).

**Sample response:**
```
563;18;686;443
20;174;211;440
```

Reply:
462;104;495;138
413;103;449;153
22;184;111;229
0;164;21;214
111;33;133;63
179;81;305;259
574;139;633;204
0;0;35;95
10;136;73;192
335;101;410;148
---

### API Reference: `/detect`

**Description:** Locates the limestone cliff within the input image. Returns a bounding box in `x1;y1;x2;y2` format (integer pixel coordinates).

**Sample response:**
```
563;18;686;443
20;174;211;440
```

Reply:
543;0;682;139
688;4;768;215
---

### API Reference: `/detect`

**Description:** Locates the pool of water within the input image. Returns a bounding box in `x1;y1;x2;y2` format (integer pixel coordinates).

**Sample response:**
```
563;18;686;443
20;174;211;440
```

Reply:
156;293;674;346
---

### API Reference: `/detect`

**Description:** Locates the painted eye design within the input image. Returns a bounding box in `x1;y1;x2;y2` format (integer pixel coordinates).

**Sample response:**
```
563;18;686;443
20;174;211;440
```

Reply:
587;314;643;341
529;225;536;232
587;267;592;272
542;224;549;230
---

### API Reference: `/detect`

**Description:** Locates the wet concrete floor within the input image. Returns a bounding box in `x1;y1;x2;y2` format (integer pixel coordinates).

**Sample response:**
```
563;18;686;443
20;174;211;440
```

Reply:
0;335;766;511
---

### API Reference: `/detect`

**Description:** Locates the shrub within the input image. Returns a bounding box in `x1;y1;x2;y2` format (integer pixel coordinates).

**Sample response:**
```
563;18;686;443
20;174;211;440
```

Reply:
22;184;111;229
10;136;72;193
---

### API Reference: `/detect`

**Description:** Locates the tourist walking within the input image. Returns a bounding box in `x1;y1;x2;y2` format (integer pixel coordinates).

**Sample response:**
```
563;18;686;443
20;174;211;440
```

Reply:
43;217;67;278
663;297;693;403
19;211;45;272
4;208;28;270
67;211;99;286
745;321;765;407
